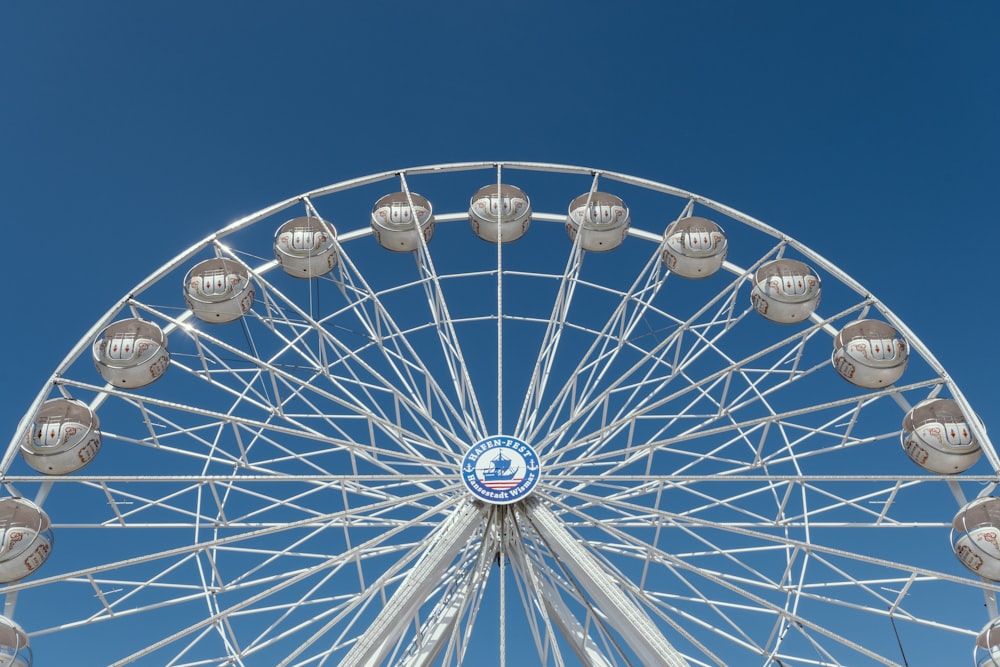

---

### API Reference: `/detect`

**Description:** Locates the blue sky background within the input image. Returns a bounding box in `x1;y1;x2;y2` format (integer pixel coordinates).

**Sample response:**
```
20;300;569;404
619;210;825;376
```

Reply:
2;2;998;664
3;2;997;407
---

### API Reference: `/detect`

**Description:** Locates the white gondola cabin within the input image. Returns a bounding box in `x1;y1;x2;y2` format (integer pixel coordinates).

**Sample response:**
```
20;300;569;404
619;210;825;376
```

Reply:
468;184;531;243
565;192;630;252
832;319;908;389
661;216;728;278
0;616;31;667
371;192;435;252
976;617;1000;666
92;319;169;388
183;258;255;323
20;398;101;475
901;398;981;474
750;259;822;323
274;216;338;278
0;498;52;584
953;497;1000;582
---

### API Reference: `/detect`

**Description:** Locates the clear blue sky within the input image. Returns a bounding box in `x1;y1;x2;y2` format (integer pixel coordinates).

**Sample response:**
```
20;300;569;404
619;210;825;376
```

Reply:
2;2;998;665
3;2;997;402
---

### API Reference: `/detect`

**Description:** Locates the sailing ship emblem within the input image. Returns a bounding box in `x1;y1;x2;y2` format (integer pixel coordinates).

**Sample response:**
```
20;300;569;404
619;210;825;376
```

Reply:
461;436;541;505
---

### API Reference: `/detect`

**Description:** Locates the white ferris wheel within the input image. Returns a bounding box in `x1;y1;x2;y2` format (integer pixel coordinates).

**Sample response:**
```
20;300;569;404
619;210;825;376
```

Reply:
2;162;1000;666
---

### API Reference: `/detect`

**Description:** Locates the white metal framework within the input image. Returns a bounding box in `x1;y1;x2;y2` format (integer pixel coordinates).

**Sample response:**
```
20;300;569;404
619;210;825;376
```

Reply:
2;162;997;666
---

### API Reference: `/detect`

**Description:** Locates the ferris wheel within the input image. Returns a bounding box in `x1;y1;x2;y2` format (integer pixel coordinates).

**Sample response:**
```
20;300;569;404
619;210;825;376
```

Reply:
3;161;1000;666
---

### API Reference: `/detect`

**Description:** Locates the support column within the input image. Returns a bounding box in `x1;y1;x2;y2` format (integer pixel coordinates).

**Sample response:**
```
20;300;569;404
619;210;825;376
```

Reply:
503;521;614;667
525;499;690;667
397;525;499;667
341;500;483;667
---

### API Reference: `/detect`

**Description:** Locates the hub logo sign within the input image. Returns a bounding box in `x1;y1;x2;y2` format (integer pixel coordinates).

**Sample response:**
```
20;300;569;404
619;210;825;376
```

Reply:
462;436;540;505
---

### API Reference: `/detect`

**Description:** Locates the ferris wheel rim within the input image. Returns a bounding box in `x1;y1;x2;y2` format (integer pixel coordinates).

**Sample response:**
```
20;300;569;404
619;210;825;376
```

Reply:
7;161;989;459
1;160;995;666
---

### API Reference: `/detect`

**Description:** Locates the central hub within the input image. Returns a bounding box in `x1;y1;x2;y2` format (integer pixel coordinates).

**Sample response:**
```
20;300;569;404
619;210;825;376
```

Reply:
461;435;540;505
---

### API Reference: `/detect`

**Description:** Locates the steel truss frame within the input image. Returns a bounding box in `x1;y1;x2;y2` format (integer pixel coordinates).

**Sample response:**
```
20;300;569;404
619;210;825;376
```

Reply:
2;162;997;666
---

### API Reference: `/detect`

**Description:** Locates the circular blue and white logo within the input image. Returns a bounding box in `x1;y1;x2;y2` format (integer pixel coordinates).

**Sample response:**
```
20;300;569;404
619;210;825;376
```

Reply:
461;436;541;505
